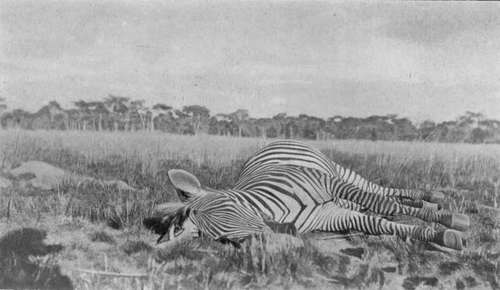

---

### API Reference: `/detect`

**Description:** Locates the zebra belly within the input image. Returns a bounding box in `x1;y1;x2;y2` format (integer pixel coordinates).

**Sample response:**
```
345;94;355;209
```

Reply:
295;202;353;233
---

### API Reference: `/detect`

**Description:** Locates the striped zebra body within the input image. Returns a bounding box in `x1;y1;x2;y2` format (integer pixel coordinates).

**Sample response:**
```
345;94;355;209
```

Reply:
237;140;422;200
144;140;469;250
228;165;450;234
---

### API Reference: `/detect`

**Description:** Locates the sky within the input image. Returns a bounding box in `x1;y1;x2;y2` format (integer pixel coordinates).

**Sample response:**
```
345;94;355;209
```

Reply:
1;0;500;122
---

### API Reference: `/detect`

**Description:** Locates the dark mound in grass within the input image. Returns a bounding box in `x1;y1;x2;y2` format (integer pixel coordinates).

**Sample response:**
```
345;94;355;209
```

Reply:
0;228;73;290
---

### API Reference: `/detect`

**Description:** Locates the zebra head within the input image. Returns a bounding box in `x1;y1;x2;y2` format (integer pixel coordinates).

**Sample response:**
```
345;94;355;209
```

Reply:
143;203;199;244
143;169;205;244
145;169;274;246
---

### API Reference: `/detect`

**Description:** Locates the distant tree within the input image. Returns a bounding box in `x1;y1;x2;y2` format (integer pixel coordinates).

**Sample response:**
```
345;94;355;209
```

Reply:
209;114;233;136
151;103;173;131
418;120;436;141
104;95;129;131
470;127;489;143
0;97;7;129
295;114;325;140
458;111;484;128
272;113;288;138
28;101;67;130
65;109;80;130
392;117;418;141
182;105;210;135
74;100;92;130
174;109;193;134
4;95;500;144
128;100;148;131
254;118;276;139
0;97;6;113
228;109;250;137
1;109;32;129
86;101;109;131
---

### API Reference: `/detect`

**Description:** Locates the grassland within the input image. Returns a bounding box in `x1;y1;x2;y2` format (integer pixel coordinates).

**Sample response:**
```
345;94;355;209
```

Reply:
0;129;499;289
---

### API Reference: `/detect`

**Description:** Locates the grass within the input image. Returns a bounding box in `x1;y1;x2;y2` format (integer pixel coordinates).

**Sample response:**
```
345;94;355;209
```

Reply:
0;129;499;289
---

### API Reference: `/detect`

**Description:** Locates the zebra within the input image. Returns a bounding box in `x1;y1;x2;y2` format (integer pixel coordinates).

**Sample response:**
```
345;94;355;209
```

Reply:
144;140;469;250
237;140;445;208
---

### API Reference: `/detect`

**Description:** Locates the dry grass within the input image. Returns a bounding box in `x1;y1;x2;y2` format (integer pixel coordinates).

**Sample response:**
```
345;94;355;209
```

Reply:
0;129;499;289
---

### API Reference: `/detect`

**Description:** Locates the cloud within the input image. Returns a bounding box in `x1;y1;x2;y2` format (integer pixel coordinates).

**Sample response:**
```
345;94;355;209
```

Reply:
1;1;500;121
269;96;287;106
379;2;500;45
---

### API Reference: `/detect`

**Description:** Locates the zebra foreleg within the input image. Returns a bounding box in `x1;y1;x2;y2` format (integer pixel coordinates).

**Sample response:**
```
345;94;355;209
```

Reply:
304;207;466;250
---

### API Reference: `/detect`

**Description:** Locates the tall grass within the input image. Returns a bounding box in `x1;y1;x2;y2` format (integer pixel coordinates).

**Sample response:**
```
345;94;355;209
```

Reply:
1;129;499;289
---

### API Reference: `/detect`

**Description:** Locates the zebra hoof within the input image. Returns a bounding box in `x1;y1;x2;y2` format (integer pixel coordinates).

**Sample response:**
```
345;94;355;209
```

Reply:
422;201;441;211
423;191;445;203
433;230;466;251
440;213;470;231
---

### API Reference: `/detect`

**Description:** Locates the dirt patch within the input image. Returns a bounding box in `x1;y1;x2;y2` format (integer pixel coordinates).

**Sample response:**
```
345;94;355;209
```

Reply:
9;160;137;192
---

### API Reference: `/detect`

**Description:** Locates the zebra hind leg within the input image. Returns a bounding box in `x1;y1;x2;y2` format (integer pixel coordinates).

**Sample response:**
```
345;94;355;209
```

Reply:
339;186;469;231
306;207;466;250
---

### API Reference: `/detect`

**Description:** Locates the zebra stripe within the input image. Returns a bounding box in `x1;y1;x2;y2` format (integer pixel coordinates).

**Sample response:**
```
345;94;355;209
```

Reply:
237;140;424;200
235;165;451;230
185;191;271;241
146;141;466;250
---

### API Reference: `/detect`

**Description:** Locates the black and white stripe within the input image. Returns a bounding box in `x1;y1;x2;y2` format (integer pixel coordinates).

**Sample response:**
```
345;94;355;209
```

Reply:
146;140;467;250
237;140;424;200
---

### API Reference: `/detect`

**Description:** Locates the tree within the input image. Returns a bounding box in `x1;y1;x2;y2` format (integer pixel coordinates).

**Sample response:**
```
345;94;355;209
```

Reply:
128;100;148;131
272;113;288;138
1;109;32;129
174;109;193;134
209;114;233;136
294;114;325;140
0;97;6;112
470;127;489;143
458;111;484;128
228;109;250;137
392;117;418;141
104;95;129;131
86;101;109;131
418;120;436;141
0;97;7;129
74;100;92;130
254;118;276;139
182;105;210;135
151;103;172;131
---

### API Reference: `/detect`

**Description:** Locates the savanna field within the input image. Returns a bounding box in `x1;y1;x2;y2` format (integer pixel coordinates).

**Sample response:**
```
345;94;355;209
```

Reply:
0;130;499;289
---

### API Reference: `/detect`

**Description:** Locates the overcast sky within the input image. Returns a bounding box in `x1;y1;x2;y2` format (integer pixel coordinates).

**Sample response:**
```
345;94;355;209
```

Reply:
1;0;500;122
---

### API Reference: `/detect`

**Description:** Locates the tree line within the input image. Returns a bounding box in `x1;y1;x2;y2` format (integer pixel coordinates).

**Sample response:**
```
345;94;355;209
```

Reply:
0;95;499;143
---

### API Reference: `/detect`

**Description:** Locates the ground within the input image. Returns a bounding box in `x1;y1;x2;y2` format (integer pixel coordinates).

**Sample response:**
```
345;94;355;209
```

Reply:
0;130;499;289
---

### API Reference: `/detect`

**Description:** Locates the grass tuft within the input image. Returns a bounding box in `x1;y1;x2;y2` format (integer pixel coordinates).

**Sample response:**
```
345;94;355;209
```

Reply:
88;230;115;244
121;240;153;255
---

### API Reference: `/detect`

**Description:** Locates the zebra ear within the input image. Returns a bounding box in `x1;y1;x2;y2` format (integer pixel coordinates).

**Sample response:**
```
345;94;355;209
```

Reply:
168;169;203;202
